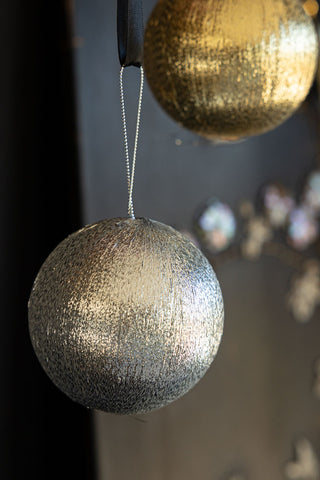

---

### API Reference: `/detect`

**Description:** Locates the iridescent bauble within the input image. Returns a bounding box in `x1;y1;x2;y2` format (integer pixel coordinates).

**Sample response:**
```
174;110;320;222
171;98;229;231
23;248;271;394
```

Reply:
195;199;236;253
287;207;318;250
260;183;295;228
28;218;224;415
144;0;318;140
303;170;320;215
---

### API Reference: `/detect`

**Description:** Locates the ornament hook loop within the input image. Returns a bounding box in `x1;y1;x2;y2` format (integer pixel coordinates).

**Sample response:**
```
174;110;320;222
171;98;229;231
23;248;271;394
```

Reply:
119;65;144;219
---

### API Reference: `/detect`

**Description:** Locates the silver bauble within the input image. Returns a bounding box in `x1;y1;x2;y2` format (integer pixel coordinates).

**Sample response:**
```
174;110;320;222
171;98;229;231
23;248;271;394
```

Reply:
28;218;224;414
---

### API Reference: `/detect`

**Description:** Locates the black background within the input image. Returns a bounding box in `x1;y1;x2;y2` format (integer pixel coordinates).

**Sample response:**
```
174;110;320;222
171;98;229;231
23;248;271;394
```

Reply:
0;1;95;478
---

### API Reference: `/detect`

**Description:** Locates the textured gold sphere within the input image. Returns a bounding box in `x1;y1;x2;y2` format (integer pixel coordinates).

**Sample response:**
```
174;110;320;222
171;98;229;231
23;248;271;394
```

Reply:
28;218;224;414
144;0;319;139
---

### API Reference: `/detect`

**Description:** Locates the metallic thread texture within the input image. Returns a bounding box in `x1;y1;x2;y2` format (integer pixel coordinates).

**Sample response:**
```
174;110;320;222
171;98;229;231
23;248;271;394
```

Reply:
143;0;318;140
28;218;224;414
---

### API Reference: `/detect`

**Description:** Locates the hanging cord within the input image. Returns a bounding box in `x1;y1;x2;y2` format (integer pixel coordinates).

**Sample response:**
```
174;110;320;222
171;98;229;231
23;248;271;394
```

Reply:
119;65;144;219
117;0;144;68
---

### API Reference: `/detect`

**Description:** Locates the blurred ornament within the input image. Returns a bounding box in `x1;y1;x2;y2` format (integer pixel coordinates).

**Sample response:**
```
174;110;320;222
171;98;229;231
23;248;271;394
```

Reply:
29;62;225;415
242;217;272;259
287;260;320;323
303;170;320;215
260;183;295;228
285;438;320;480
240;202;273;259
195;199;236;253
287;206;318;250
28;218;224;414
144;0;318;140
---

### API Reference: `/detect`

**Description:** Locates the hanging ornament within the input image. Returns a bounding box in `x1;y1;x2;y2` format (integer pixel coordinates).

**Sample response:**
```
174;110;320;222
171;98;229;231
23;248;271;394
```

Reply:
259;183;295;228
194;198;236;254
287;206;318;250
28;3;224;415
28;217;224;414
287;260;320;323
143;0;318;140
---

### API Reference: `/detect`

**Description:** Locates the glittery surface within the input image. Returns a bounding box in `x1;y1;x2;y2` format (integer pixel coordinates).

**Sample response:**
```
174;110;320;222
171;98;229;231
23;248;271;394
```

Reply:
144;0;318;139
28;218;224;414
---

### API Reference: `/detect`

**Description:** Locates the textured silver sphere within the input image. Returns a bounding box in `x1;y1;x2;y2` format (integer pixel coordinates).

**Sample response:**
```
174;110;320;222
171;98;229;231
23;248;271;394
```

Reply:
28;218;224;414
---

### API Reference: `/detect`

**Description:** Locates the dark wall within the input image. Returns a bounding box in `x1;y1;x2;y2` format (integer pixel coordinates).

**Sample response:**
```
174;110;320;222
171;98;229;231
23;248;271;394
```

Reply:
0;2;95;478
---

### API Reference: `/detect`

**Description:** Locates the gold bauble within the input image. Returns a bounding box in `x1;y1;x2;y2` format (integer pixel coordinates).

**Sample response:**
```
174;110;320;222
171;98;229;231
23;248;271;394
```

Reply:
144;0;319;139
28;218;224;414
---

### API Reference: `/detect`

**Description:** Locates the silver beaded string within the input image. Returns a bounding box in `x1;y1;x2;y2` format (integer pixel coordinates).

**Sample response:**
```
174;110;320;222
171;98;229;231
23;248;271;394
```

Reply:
119;65;144;219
